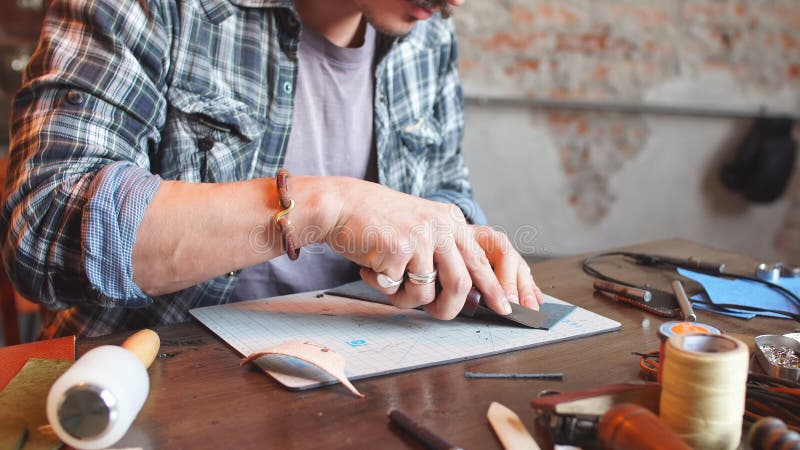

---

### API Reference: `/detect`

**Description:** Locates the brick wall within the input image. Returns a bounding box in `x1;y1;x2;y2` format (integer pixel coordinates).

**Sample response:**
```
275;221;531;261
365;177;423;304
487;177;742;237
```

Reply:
456;0;800;100
455;0;800;261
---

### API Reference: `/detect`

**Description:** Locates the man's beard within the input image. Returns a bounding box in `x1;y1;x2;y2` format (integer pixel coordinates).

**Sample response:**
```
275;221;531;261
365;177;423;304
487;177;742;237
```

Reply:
411;0;454;19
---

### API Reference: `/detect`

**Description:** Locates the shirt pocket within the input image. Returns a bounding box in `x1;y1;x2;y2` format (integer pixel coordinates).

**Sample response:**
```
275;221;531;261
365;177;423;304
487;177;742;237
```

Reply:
397;114;443;157
160;87;266;182
392;114;443;196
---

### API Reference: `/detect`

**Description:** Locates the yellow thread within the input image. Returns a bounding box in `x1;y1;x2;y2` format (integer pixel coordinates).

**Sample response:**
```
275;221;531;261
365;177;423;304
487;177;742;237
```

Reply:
274;199;295;229
660;333;749;450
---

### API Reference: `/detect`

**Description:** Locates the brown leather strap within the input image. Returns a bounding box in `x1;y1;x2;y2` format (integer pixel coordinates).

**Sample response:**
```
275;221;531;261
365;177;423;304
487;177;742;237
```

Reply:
275;169;300;260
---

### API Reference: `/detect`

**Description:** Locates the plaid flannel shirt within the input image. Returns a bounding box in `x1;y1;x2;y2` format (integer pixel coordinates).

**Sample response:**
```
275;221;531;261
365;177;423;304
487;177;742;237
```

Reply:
1;0;485;338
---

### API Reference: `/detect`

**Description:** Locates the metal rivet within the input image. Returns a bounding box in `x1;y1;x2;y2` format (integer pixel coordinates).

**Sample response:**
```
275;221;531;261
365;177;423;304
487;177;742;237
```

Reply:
66;90;85;105
283;81;293;94
198;137;214;151
227;271;236;278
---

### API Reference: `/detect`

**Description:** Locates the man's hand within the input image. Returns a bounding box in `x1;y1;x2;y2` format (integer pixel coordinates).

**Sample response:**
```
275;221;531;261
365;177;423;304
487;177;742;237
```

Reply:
132;175;543;317
322;178;543;319
472;225;544;309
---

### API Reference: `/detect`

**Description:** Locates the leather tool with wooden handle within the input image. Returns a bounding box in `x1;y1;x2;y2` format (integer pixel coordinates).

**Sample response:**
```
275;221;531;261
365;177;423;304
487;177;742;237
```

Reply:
598;403;690;450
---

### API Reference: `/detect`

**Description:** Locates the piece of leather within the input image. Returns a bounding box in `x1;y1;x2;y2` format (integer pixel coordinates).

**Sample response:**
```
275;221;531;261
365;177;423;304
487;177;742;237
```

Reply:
0;359;73;450
276;168;300;260
242;340;363;398
325;281;575;330
530;382;661;416
0;335;75;391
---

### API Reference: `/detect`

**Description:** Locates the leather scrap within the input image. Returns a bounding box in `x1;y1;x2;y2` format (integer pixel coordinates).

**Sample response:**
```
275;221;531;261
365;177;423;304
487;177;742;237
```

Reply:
242;340;363;398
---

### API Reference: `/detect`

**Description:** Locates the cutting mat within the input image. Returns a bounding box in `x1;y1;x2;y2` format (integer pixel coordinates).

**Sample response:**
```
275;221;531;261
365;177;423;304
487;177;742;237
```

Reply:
190;291;620;390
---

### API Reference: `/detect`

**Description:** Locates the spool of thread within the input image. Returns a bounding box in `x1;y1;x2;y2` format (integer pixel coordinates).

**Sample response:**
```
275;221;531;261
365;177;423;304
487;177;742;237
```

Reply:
660;333;749;450
46;329;160;450
656;321;721;382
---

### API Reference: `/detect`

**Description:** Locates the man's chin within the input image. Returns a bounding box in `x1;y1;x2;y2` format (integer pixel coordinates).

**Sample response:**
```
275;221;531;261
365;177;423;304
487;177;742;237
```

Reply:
364;16;417;38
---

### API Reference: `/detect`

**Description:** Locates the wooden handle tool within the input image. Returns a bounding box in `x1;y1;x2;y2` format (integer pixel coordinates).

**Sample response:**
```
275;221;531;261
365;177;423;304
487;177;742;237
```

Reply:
121;329;161;369
598;403;690;450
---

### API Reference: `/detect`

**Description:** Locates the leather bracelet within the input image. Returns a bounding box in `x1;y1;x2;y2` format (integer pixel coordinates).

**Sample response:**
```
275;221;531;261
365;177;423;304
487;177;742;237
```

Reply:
274;169;300;260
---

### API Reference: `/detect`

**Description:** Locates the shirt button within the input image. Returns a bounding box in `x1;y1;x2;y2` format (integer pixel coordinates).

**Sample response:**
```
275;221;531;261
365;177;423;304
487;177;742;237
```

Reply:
377;93;386;103
66;90;85;105
198;137;215;151
283;81;293;94
286;15;298;28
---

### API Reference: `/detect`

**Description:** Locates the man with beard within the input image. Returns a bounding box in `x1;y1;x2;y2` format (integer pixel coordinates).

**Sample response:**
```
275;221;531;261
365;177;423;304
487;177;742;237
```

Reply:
2;0;544;338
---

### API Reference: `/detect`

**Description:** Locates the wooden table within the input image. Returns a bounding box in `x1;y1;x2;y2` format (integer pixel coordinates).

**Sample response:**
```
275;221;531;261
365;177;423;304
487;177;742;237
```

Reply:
79;239;797;449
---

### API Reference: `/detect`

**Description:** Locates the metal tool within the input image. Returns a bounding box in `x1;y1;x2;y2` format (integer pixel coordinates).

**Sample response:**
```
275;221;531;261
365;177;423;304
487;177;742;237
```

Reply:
632;254;726;274
756;263;782;282
670;280;697;322
466;372;564;380
326;281;575;330
593;280;652;303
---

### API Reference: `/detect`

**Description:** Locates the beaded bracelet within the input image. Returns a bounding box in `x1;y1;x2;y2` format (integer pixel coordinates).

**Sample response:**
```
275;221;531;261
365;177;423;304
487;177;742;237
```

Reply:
274;169;300;260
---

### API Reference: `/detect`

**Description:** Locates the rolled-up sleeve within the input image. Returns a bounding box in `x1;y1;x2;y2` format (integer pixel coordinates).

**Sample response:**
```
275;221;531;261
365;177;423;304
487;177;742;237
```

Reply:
424;189;487;225
1;0;169;308
82;162;162;304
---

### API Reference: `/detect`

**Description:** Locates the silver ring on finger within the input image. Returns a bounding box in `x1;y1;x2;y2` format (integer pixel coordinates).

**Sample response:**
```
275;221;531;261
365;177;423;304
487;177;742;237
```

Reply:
407;269;438;285
377;273;403;289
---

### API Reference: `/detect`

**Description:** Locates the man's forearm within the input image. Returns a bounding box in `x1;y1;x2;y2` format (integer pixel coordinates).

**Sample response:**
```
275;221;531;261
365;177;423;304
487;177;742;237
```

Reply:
132;176;338;296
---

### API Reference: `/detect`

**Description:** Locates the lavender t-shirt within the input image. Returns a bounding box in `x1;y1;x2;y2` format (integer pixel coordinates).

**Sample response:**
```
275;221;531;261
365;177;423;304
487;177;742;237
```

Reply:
230;23;377;301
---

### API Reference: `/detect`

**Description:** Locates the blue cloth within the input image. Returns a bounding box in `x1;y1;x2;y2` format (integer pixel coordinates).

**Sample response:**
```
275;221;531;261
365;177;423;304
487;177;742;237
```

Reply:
689;293;759;319
678;268;800;319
